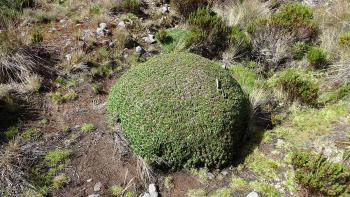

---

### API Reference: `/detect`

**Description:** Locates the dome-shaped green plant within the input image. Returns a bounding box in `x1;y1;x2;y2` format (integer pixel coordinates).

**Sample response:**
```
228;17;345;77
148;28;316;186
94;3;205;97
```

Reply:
107;52;249;169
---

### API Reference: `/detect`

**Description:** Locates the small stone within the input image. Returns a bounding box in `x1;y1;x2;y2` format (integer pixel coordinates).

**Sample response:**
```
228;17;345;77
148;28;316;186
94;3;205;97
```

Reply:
246;190;259;197
136;46;145;54
59;19;65;24
150;191;158;197
88;194;101;197
93;182;102;192
65;54;72;61
161;4;169;14
87;178;92;183
144;34;156;44
48;28;57;33
118;21;126;29
99;23;107;29
207;172;215;180
148;184;157;193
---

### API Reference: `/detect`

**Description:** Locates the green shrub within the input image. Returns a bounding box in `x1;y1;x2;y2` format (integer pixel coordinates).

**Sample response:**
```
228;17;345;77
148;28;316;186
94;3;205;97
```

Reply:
292;42;310;60
271;3;315;31
21;128;41;141
269;68;319;105
52;174;69;189
156;28;170;44
107;52;249;168
306;47;328;69
229;26;252;52
31;30;43;43
338;31;350;48
291;151;350;196
187;7;230;57
122;0;140;14
171;0;208;17
110;185;123;196
4;126;19;140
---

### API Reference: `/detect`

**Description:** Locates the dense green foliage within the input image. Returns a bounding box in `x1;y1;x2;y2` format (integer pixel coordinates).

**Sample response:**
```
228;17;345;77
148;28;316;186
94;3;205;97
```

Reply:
292;42;310;60
229;26;252;53
291;151;350;196
187;7;230;58
269;68;319;105
306;47;328;69
171;0;208;17
156;28;170;44
338;31;350;48
107;52;249;168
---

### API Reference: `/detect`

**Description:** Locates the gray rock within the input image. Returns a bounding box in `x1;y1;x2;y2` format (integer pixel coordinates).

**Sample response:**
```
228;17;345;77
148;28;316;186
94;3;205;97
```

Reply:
150;191;158;197
148;183;157;193
136;46;145;54
88;194;101;197
207;172;215;180
93;182;102;192
246;190;259;197
144;34;156;44
161;4;169;14
96;23;108;36
142;193;151;197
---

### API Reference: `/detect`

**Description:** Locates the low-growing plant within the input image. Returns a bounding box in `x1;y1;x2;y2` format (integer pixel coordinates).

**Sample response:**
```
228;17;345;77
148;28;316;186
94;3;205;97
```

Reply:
158;28;193;52
229;26;252;54
292;42;310;60
107;52;249;168
269;68;319;105
319;83;350;103
121;0;140;14
4;126;19;140
164;176;174;190
81;123;96;133
171;0;208;18
110;185;123;196
21;128;40;141
306;47;328;69
52;174;69;189
31;30;44;44
89;4;101;15
291;151;350;196
156;28;170;44
44;149;70;167
49;92;64;104
62;91;78;101
91;84;102;94
338;31;350;48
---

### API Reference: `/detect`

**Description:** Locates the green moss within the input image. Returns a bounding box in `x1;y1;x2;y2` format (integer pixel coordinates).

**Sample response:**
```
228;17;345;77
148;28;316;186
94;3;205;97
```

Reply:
269;68;319;105
249;181;280;197
245;150;280;180
4;126;19;140
21;128;41;141
44;149;70;167
52;174;69;189
306;47;328;69
110;185;123;196
230;177;249;191
158;28;192;52
187;189;207;197
209;188;232;197
81;123;96;133
338;31;350;48
107;52;249;169
291;151;350;196
190;168;210;183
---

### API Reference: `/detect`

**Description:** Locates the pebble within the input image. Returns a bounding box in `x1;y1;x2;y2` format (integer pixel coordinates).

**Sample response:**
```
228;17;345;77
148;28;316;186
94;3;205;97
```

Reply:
93;182;102;192
161;4;169;14
144;34;156;44
118;21;126;29
136;46;145;54
87;178;92;183
246;190;259;197
88;194;101;197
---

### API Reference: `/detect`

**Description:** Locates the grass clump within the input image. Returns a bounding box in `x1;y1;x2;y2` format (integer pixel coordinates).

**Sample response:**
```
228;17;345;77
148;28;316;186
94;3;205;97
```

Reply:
3;126;19;140
187;7;230;58
319;83;350;104
121;0;140;14
156;28;170;44
171;0;208;18
158;28;192;52
31;30;43;44
292;42;310;60
44;149;70;167
245;150;280;180
291;151;350;196
110;185;123;196
338;31;350;48
107;52;249;169
52;174;69;189
21;128;40;141
229;26;252;53
306;47;328;69
269;68;319;105
164;176;174;190
81;123;96;133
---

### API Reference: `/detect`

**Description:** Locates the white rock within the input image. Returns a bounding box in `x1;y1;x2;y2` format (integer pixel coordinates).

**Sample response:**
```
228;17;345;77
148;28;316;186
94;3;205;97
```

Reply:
65;54;72;61
135;46;144;54
142;193;151;197
99;23;107;29
161;4;169;14
48;28;57;33
118;21;126;28
86;178;92;183
93;182;102;192
246;189;259;197
88;194;101;197
150;191;158;197
148;184;157;193
59;19;65;24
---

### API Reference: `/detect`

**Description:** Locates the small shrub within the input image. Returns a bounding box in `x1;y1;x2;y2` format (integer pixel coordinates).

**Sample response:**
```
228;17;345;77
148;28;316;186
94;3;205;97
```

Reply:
171;0;208;17
269;68;319;105
31;30;44;44
81;123;96;133
229;26;252;53
292;42;310;60
107;52;249;168
52;174;69;189
110;185;123;196
156;28;170;44
187;7;230;58
291;151;350;196
271;3;315;32
306;47;328;69
4;126;19;140
44;149;70;167
338;31;350;48
122;0;140;14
